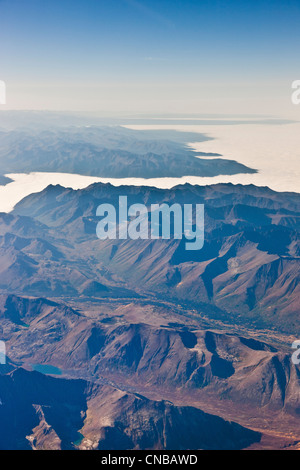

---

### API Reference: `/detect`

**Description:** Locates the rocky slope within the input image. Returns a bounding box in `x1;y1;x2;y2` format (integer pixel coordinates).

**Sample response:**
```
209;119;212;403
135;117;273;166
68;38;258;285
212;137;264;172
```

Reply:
1;294;299;415
0;367;261;450
7;182;300;334
0;182;299;450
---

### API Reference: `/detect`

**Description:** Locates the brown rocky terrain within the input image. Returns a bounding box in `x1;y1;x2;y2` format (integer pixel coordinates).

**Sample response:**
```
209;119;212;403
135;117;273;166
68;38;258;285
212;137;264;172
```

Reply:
0;182;299;450
5;182;299;334
0;293;299;450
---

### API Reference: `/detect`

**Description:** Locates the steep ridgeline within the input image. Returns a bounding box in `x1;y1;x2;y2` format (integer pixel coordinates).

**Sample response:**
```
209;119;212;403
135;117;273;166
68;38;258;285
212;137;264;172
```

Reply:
0;367;261;450
1;294;300;417
7;182;300;335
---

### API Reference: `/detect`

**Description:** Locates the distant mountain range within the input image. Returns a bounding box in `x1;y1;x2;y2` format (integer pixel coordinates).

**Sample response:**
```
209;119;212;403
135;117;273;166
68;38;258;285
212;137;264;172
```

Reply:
0;126;256;178
5;182;298;335
0;176;299;449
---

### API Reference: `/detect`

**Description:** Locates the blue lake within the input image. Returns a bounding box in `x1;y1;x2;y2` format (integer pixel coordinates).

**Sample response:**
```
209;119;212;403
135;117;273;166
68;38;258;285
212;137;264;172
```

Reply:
32;364;62;376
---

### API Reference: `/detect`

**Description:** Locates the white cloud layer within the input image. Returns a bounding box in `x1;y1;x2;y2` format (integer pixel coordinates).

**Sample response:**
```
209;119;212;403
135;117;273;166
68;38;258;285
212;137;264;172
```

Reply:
0;121;299;213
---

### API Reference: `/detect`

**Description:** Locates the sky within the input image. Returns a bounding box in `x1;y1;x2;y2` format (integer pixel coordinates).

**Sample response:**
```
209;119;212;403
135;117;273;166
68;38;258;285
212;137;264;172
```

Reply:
0;0;300;116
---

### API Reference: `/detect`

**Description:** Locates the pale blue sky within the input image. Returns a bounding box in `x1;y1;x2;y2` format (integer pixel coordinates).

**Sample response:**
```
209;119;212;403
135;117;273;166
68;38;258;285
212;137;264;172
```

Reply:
0;0;299;115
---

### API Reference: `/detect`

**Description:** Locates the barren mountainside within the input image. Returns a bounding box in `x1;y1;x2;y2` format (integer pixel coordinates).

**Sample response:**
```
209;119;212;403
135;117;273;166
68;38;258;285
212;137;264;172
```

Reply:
6;182;300;334
0;182;299;450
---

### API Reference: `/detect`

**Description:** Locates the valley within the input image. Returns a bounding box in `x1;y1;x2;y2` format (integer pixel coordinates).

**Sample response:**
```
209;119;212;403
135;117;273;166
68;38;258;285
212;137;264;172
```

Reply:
0;181;299;450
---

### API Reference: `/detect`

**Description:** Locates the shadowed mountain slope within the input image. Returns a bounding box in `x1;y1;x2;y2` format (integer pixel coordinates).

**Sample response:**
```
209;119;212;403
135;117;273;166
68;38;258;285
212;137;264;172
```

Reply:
0;367;261;450
8;182;300;334
1;294;299;416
